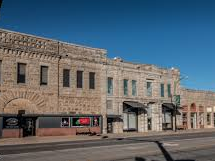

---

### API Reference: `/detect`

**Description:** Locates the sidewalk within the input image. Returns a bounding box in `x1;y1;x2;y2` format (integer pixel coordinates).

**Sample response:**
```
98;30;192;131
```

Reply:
1;128;215;146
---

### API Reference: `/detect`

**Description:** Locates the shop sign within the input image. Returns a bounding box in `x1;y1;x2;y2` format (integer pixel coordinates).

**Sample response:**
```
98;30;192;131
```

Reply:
3;117;19;129
72;117;91;126
61;117;70;127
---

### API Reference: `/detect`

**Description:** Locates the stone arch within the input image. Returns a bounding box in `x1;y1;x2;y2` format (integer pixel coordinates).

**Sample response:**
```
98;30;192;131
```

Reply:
0;90;46;113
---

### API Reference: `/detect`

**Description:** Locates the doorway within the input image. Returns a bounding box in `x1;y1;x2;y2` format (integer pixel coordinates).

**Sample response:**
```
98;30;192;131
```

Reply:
22;117;36;137
107;118;113;133
190;113;197;129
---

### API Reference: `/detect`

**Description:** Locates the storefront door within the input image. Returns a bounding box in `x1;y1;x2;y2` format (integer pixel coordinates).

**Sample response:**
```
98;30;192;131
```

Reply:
107;118;113;133
191;113;197;129
22;117;36;137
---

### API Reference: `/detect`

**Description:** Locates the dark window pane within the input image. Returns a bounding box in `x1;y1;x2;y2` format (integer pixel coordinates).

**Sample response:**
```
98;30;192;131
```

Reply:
107;77;113;95
41;66;48;85
167;84;171;97
89;72;95;89
77;71;83;88
17;63;26;83
63;69;70;87
160;83;164;97
124;79;128;96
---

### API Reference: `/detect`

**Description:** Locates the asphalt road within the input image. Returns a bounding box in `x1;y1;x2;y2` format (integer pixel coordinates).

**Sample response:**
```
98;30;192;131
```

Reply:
1;131;215;161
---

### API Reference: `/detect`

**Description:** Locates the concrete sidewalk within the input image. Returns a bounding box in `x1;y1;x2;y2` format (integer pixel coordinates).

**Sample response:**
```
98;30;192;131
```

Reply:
1;128;215;146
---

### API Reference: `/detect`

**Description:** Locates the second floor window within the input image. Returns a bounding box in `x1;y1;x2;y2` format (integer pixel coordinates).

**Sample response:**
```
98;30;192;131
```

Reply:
107;77;113;95
40;66;48;85
147;82;152;97
89;72;95;89
124;79;128;96
17;63;26;84
132;80;137;96
77;71;83;88
167;84;171;97
160;83;164;97
63;69;70;87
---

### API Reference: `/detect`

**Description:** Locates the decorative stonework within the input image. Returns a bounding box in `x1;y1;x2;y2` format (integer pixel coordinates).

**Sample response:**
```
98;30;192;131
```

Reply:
0;90;46;110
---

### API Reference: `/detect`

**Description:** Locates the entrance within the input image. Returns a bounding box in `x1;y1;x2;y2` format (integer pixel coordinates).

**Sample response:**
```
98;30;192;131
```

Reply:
107;118;113;133
190;113;197;129
22;117;36;137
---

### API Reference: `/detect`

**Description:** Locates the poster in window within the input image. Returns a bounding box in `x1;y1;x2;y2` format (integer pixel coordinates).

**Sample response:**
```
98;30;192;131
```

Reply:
3;117;19;129
93;117;100;126
61;117;70;127
72;117;91;126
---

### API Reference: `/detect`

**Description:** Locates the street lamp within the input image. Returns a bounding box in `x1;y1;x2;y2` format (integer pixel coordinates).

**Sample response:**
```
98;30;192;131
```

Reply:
173;75;188;132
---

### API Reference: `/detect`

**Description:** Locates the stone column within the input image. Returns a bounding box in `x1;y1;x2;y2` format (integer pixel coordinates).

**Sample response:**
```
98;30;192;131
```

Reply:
138;109;145;132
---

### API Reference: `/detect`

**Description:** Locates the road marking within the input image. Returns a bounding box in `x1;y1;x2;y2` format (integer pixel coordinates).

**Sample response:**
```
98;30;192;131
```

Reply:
162;142;179;147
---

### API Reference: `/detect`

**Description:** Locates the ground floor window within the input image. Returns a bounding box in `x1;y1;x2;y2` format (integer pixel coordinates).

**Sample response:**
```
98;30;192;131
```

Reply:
182;113;187;128
199;113;204;128
207;113;211;125
123;112;137;131
190;113;197;129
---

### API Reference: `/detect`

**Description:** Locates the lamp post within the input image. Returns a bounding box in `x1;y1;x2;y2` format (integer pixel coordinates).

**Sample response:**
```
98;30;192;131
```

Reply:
173;75;188;132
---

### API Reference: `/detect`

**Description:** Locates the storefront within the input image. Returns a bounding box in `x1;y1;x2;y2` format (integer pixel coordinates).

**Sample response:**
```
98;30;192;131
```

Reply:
123;101;146;132
162;103;174;130
0;114;102;138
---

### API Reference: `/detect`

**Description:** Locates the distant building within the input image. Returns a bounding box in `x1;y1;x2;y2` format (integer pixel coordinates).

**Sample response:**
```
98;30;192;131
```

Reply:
0;28;214;138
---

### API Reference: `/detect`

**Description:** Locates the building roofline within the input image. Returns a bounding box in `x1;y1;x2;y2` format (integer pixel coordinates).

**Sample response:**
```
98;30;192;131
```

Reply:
181;87;215;94
0;28;107;53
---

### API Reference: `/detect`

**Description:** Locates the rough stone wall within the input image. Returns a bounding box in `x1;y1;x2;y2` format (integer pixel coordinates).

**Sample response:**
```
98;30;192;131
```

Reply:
0;28;107;115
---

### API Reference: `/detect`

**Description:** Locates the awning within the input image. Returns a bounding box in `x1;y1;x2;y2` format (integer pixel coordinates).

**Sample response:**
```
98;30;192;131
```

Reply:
107;114;121;118
162;103;175;110
124;101;147;109
162;103;181;115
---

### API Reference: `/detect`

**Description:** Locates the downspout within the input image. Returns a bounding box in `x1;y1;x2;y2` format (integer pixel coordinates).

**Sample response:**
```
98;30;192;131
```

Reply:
57;42;61;112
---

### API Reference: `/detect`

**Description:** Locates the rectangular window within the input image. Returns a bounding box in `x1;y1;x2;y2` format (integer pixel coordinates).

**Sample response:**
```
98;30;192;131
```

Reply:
89;72;95;89
40;66;48;85
63;69;70;87
132;80;137;96
147;82;152;97
77;71;83;88
207;113;211;125
107;77;113;95
0;60;2;84
124;79;128;96
167;84;171;97
17;63;26;83
160;83;164;97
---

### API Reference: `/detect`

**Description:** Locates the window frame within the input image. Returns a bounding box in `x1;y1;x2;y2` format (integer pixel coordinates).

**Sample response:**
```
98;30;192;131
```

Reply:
107;77;113;95
77;70;83;88
132;80;137;96
123;79;128;96
17;63;26;84
89;72;95;89
40;66;48;85
146;82;152;97
160;83;165;97
63;69;70;87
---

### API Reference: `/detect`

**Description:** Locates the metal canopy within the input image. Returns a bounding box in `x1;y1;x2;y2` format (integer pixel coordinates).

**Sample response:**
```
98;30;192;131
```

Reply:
107;114;121;118
124;101;147;109
162;103;181;115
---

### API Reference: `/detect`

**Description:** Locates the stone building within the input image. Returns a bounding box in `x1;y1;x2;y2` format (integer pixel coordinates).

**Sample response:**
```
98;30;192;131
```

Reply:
0;28;106;138
105;58;181;134
0;28;214;138
180;88;215;130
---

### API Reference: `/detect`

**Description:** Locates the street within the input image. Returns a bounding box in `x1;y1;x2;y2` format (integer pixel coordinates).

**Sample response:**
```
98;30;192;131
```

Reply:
1;131;215;161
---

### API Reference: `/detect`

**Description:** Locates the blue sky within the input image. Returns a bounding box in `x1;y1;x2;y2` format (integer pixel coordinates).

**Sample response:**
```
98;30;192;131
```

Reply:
0;0;215;91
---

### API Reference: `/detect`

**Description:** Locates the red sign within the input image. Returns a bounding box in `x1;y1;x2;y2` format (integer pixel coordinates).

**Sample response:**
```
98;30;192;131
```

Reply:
79;118;90;125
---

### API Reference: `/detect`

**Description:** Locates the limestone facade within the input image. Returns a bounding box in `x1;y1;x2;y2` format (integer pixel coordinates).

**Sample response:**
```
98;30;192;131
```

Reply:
0;28;215;137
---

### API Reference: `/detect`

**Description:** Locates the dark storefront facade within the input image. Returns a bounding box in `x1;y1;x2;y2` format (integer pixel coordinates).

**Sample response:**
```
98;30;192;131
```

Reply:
0;114;102;138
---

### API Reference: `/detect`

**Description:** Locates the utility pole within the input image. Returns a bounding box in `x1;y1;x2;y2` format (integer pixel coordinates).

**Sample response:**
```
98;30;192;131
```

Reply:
173;75;188;132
